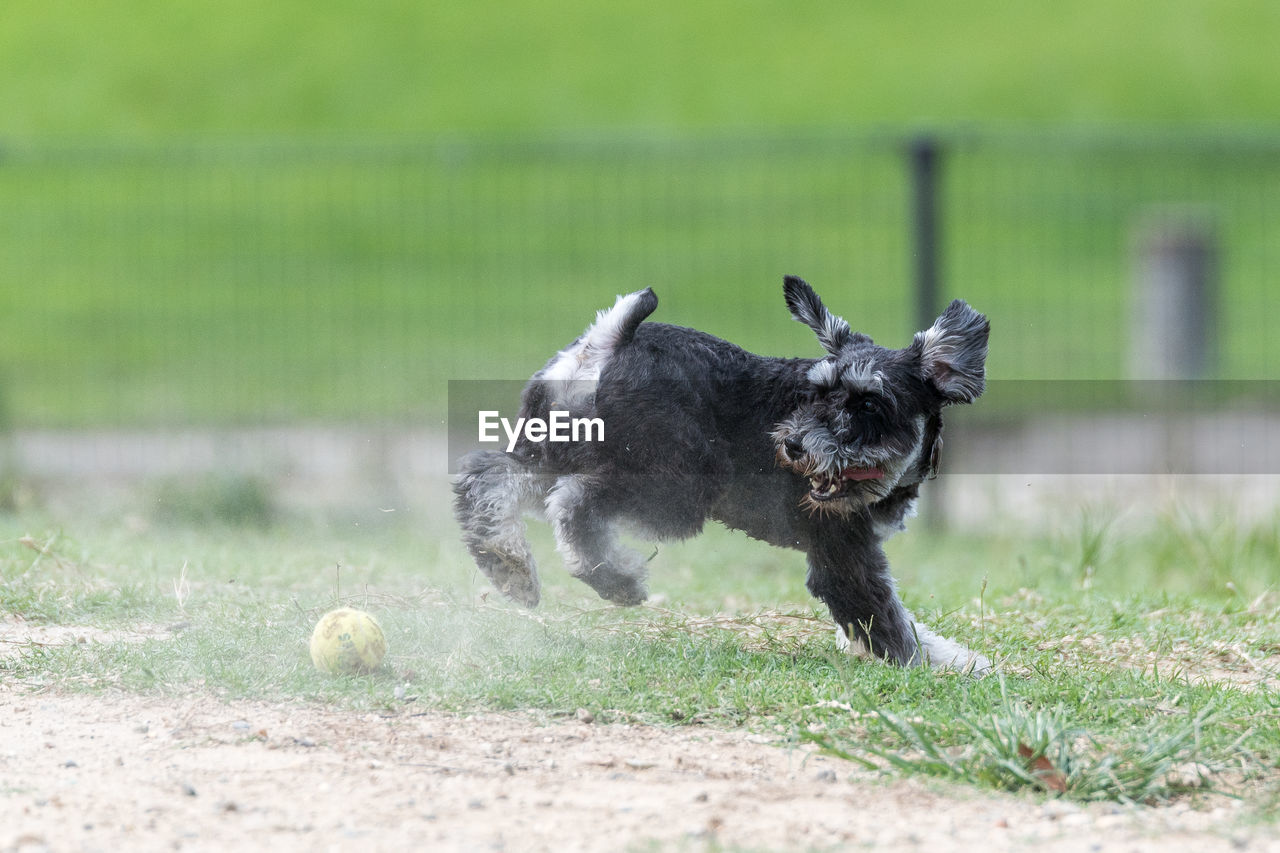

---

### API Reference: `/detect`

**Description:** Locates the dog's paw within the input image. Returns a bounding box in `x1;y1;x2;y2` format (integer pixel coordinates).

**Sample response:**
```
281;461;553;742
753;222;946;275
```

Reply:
834;626;874;659
965;653;995;677
921;640;994;677
475;549;541;607
910;621;995;677
941;650;994;678
599;576;648;607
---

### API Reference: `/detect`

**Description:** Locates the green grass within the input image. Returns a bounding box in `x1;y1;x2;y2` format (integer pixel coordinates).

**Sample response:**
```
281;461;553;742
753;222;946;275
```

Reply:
2;133;1279;426
2;485;1278;814
803;690;1228;804
2;3;1280;426
3;1;1280;136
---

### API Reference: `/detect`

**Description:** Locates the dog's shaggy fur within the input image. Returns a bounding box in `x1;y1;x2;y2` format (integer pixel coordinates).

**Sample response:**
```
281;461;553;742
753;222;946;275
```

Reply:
454;277;991;673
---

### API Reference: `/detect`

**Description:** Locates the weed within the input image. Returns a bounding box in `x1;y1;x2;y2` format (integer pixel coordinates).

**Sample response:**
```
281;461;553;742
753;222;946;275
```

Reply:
805;682;1221;804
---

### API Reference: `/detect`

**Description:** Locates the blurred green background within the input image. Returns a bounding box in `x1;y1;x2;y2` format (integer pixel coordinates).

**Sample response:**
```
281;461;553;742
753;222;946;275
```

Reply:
2;0;1279;427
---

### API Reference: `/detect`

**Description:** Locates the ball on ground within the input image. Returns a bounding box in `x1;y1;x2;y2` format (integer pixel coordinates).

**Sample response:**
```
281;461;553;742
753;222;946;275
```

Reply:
309;608;387;674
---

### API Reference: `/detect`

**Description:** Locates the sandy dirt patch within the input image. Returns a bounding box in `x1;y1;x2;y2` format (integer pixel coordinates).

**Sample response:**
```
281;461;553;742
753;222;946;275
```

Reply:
0;616;176;661
0;688;1273;853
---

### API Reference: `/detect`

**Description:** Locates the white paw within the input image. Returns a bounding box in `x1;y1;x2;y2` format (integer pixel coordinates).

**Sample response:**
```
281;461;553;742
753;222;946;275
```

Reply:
834;626;873;659
914;622;994;676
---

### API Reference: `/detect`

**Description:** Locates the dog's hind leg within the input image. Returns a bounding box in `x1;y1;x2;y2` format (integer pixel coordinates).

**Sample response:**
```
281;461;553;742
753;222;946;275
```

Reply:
546;475;648;606
453;450;547;607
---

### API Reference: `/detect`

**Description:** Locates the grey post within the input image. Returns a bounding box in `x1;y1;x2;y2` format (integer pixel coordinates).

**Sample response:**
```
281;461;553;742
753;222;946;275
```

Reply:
1129;212;1217;380
908;135;944;527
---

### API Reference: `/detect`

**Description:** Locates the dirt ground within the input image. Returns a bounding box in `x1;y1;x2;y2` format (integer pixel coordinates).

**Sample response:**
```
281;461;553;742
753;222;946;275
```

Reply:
1;685;1275;853
7;436;1279;851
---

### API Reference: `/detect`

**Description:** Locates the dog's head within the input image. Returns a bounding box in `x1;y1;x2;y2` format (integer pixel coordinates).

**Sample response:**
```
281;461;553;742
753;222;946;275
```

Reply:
772;276;989;514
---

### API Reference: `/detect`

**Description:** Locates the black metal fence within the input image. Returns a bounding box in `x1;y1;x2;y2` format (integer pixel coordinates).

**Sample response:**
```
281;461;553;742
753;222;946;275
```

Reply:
2;131;1279;428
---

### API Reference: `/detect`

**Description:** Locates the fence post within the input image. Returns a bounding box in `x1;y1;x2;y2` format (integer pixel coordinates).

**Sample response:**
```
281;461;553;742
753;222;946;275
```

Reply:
909;135;941;337
907;135;948;529
1129;213;1217;380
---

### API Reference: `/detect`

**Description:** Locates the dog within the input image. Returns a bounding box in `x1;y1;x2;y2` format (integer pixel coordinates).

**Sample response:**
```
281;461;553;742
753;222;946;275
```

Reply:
453;276;992;673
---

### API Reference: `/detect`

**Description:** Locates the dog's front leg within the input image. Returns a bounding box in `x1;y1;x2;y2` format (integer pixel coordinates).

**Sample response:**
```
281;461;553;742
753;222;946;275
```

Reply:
806;533;993;674
804;536;920;666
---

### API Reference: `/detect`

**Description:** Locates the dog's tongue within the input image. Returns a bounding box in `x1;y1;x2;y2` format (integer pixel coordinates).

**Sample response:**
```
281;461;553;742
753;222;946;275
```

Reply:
842;466;883;481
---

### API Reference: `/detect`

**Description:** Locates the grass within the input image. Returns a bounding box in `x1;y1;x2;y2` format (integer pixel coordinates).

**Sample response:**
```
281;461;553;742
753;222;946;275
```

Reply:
803;691;1228;804
2;3;1280;426
2;482;1278;817
2;133;1280;426
3;1;1280;136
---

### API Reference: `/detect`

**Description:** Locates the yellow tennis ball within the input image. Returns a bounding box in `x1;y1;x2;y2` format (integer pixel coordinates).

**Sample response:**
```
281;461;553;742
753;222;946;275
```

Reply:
309;608;387;674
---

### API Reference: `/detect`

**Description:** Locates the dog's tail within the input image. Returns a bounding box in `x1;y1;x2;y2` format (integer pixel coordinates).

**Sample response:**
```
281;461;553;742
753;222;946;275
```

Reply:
528;288;658;415
592;287;658;349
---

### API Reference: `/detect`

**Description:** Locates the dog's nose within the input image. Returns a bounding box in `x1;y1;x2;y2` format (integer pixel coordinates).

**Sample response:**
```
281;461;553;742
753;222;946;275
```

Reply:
783;437;805;459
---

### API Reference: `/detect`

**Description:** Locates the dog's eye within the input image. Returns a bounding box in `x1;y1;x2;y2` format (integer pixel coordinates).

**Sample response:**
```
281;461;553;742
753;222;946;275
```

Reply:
858;397;879;415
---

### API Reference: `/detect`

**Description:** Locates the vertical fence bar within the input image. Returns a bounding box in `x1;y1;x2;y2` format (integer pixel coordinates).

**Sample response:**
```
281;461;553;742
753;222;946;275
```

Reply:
908;134;946;528
909;135;941;332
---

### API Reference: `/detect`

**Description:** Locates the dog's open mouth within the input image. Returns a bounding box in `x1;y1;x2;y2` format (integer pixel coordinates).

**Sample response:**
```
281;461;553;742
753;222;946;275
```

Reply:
807;466;883;501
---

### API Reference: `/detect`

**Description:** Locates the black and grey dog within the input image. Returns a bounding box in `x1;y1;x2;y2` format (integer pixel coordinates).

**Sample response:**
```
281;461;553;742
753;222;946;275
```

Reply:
454;276;991;673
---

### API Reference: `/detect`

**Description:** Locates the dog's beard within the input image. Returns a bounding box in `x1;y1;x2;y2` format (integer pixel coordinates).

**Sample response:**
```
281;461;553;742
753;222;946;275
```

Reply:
772;417;926;518
773;448;900;516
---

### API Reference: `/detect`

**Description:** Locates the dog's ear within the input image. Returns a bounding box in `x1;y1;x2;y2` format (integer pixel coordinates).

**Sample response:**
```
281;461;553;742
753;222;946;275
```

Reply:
783;275;851;354
913;300;989;404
